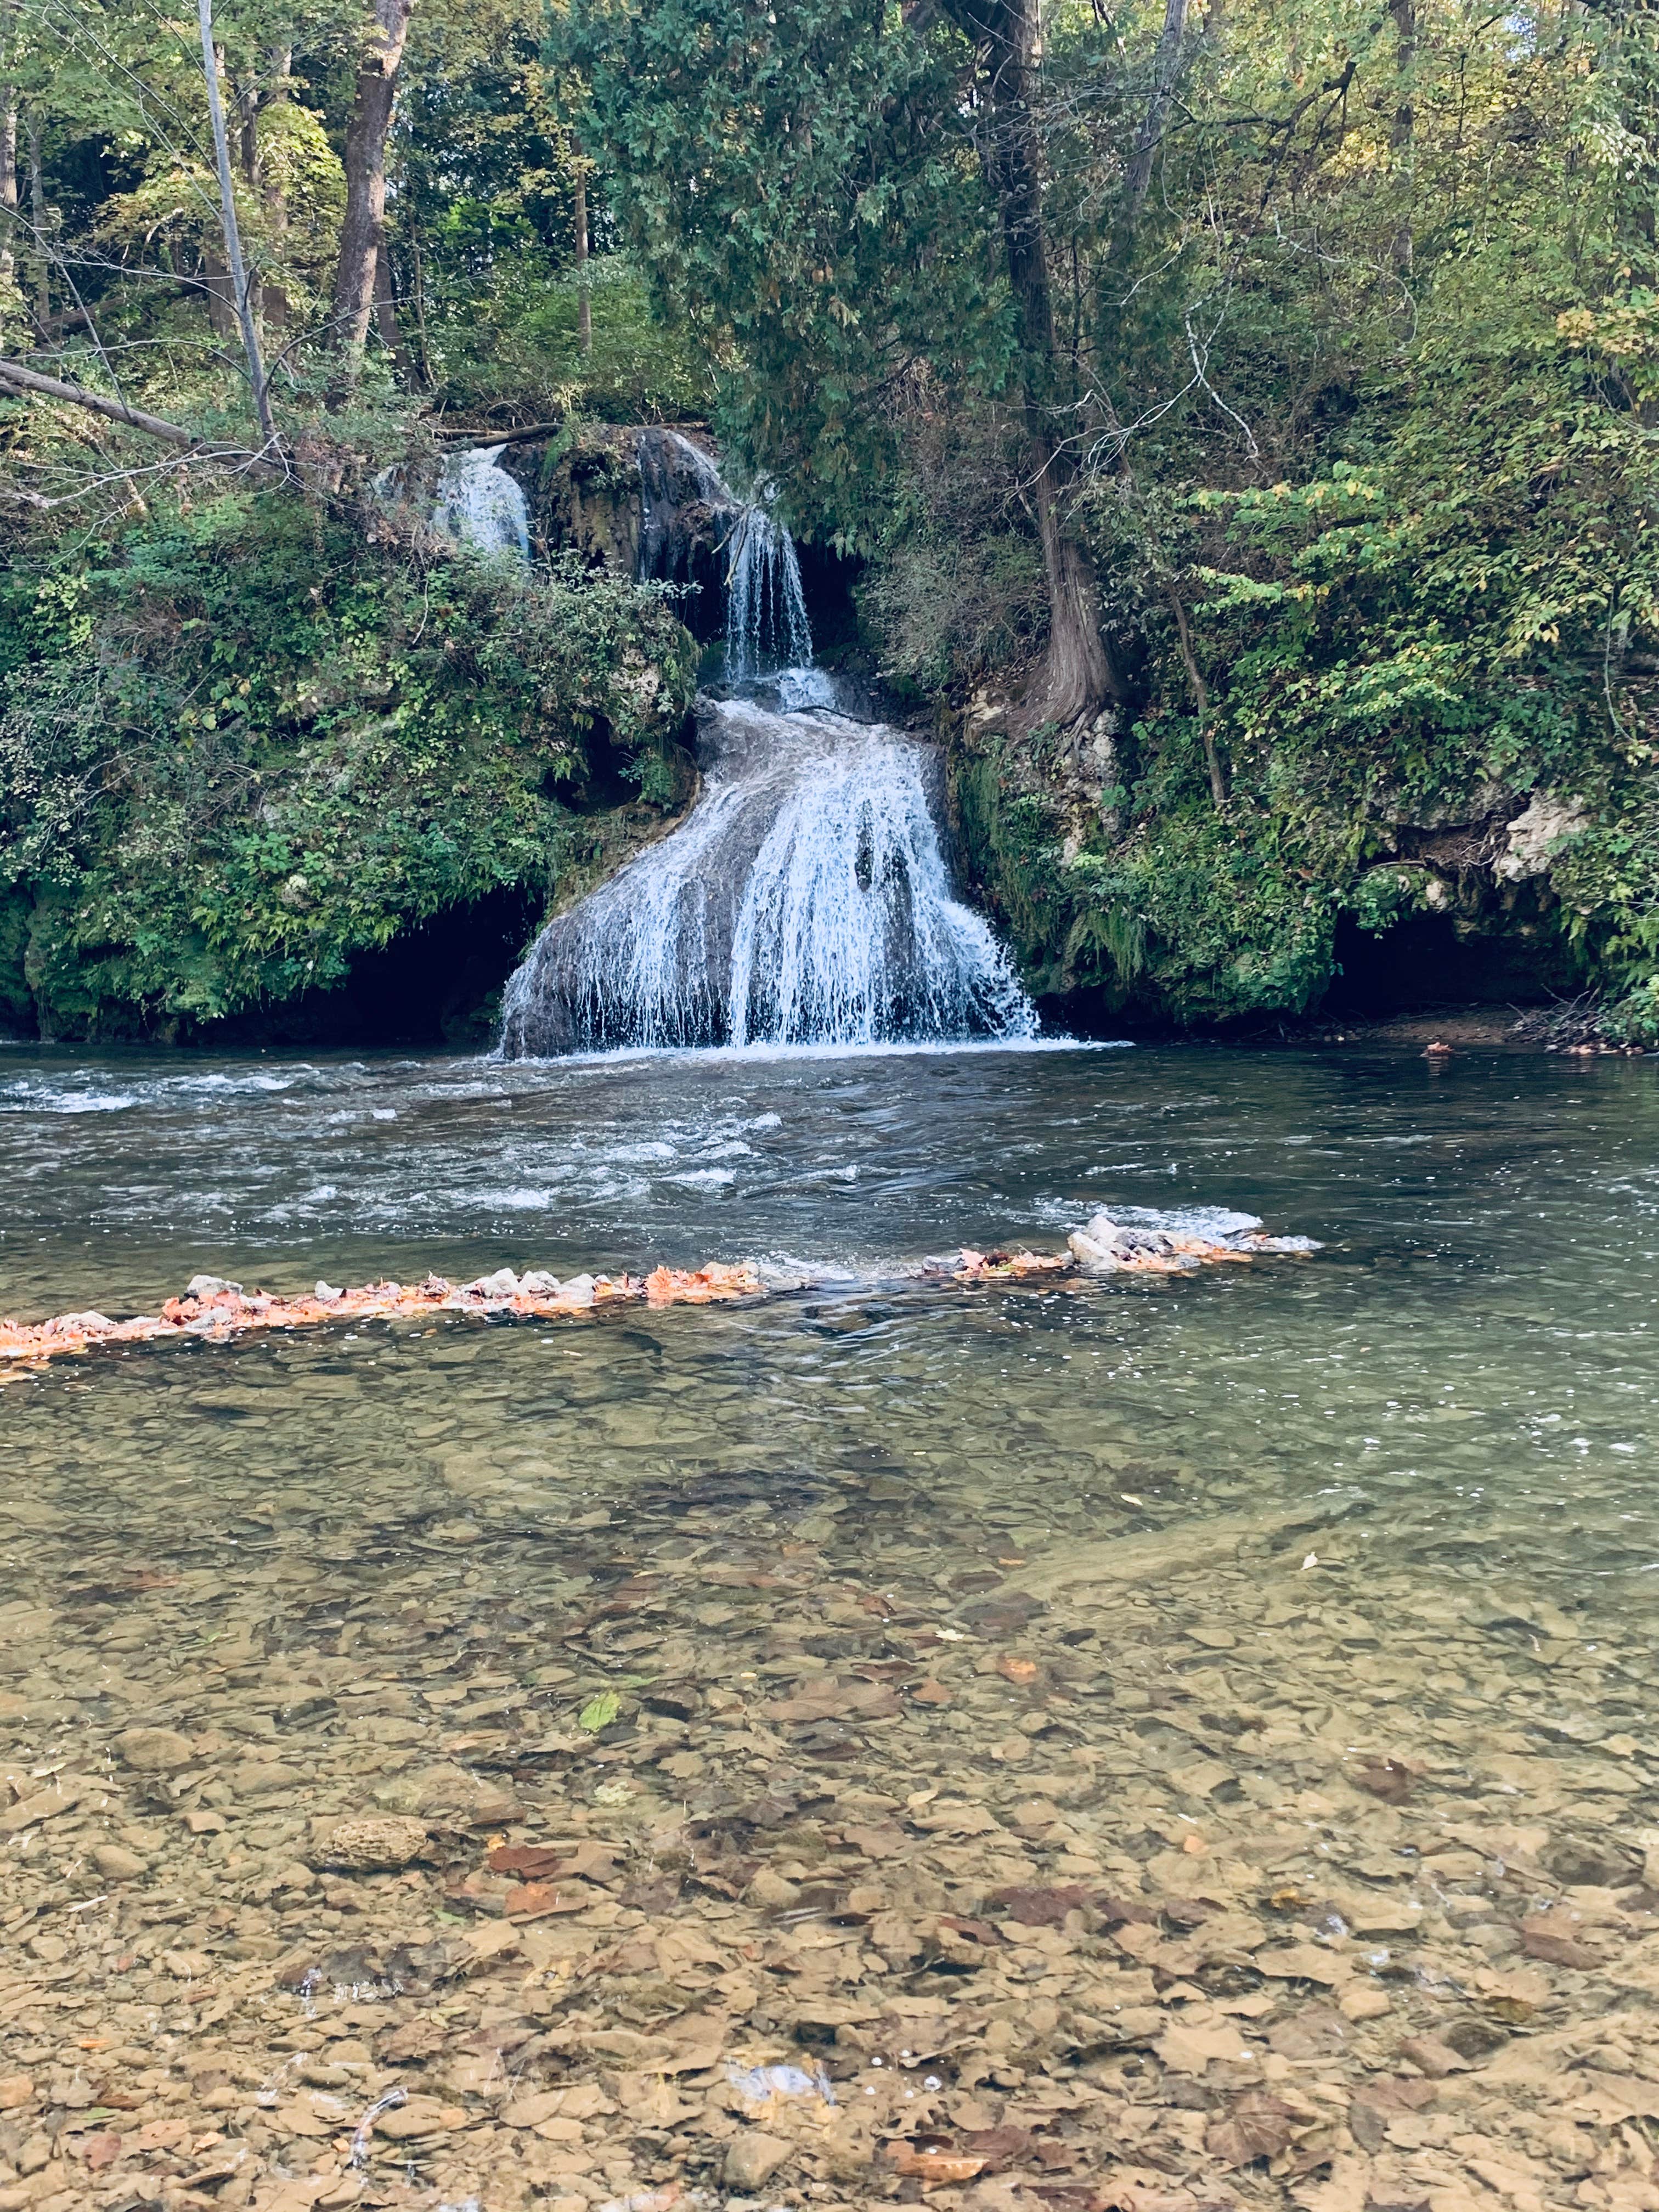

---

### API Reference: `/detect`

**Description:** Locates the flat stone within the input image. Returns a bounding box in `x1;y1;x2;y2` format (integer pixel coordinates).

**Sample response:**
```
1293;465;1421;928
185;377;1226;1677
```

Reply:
116;1727;196;1773
91;1844;148;1880
376;2095;466;2140
230;1760;303;1798
723;2130;794;2191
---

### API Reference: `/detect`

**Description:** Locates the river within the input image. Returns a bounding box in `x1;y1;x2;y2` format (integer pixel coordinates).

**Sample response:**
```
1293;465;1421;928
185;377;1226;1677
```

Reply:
1;1038;1656;2209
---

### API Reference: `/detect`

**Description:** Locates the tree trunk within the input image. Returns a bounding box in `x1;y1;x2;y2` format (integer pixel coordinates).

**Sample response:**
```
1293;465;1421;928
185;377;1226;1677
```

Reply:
236;73;259;185
1388;0;1415;271
1;0;17;303
373;238;416;379
262;44;292;330
573;170;591;354
331;0;414;351
1118;0;1190;241
201;249;239;339
1166;584;1226;806
26;114;46;325
0;100;15;299
941;0;1122;727
196;0;276;448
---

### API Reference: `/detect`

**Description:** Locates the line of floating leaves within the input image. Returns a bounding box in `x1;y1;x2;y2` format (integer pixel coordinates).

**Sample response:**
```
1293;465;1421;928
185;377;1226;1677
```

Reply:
0;1219;1310;1378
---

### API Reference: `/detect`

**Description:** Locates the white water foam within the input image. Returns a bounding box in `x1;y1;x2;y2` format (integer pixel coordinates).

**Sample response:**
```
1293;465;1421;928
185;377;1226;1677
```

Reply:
500;699;1038;1057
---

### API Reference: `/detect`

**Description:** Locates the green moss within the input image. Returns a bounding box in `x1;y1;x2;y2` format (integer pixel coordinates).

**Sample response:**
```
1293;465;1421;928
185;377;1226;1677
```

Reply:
0;490;697;1039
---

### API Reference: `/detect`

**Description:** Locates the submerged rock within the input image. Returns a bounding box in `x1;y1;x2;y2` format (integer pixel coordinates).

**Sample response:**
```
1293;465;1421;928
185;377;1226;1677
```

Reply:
321;1815;433;1872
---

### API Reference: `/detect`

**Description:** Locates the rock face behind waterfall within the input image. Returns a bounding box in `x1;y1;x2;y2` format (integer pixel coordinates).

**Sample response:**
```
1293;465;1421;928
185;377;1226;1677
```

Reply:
538;426;740;624
499;697;1036;1056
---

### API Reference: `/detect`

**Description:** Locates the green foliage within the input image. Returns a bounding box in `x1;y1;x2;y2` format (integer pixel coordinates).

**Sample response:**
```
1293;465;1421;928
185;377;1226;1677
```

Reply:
855;402;1047;698
0;490;697;1036
425;255;712;421
881;0;1659;1026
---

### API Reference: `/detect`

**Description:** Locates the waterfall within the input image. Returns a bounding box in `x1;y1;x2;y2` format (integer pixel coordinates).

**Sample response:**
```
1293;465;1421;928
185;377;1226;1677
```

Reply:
724;504;814;682
499;698;1037;1057
433;445;530;561
629;432;815;682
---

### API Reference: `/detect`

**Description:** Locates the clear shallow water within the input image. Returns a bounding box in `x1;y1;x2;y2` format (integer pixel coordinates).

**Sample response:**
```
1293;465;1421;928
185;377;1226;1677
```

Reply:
4;1041;1659;2206
3;1034;1658;1588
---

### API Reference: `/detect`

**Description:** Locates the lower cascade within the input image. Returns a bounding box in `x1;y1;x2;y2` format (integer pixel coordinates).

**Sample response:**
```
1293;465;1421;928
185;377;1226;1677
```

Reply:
499;695;1037;1055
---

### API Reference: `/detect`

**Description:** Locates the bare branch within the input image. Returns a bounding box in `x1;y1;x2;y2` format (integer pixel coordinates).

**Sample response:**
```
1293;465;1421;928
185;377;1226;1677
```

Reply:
195;0;275;445
0;354;278;478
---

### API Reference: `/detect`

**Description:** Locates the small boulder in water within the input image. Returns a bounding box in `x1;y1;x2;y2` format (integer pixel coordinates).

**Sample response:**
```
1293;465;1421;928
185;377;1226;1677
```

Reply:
320;1815;432;1872
520;1269;562;1295
1069;1212;1178;1272
185;1274;242;1300
558;1273;597;1308
466;1267;521;1300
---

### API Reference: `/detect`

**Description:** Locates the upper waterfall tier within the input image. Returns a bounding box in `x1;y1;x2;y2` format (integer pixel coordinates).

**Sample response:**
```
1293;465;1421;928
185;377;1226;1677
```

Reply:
499;697;1036;1057
634;431;815;680
433;445;531;561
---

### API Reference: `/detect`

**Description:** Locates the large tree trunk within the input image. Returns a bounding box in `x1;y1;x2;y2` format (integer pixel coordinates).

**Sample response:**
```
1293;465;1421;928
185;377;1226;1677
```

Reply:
331;0;414;351
942;0;1122;727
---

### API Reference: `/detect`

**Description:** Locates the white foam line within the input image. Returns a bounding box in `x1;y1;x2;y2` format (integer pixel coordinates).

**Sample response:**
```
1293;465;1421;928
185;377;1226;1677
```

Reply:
496;1037;1135;1072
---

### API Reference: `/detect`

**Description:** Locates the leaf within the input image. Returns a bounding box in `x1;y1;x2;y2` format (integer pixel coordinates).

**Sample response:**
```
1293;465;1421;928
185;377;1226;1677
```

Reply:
886;2145;987;2185
991;1884;1091;1927
578;1691;620;1732
1204;2093;1304;2168
1352;1757;1415;1803
487;1844;567;1878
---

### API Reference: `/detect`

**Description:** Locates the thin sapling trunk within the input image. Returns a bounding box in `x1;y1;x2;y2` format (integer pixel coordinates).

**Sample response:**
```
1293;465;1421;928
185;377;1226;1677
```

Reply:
196;0;276;449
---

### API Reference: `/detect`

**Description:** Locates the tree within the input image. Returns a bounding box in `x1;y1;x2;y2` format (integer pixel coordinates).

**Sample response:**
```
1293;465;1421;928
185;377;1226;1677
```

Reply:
567;0;1133;723
331;0;414;347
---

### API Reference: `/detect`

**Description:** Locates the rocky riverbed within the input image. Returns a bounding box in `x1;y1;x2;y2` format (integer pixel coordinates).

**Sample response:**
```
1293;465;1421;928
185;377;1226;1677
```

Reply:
2;1474;1655;2212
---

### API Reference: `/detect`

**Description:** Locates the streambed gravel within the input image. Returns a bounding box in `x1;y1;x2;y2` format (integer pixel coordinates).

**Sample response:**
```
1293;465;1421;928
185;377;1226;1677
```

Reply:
3;1466;1656;2212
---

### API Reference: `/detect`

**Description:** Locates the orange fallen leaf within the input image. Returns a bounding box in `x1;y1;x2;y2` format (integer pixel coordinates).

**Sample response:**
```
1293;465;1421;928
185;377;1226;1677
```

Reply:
504;1881;587;1920
996;1655;1039;1685
887;2146;988;2186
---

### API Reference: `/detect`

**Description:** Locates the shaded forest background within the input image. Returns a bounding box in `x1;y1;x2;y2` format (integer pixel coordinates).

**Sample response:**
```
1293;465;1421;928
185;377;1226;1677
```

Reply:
0;0;1655;1042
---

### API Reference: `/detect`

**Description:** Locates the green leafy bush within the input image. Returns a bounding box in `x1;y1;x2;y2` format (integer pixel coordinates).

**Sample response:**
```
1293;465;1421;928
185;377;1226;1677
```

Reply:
0;489;697;1037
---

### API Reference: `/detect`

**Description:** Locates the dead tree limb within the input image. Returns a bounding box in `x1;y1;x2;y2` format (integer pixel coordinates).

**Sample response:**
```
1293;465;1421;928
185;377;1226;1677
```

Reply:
0;356;280;478
196;0;276;446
